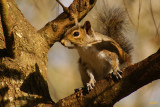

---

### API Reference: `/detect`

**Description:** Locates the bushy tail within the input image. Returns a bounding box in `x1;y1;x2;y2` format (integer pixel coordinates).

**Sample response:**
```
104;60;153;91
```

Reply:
96;7;133;55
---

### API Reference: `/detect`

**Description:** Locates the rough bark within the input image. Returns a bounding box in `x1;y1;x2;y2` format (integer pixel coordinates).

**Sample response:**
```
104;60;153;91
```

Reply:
0;0;160;107
0;0;97;106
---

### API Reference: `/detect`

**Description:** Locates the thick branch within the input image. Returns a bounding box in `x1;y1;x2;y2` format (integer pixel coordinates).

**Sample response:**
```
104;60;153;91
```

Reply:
0;0;11;35
0;0;14;57
55;49;160;106
38;0;97;47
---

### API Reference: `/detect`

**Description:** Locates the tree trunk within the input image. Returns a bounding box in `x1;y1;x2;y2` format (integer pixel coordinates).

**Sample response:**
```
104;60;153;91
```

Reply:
0;0;97;106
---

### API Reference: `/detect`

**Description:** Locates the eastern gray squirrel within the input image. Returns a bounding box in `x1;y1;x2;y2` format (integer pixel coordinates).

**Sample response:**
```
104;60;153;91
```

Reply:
61;5;133;90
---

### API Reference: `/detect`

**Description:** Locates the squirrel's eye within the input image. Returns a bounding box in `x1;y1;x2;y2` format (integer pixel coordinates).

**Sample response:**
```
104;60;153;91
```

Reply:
73;32;79;37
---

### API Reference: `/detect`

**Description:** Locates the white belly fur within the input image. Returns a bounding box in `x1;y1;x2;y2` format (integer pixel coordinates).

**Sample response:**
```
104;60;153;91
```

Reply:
77;46;111;81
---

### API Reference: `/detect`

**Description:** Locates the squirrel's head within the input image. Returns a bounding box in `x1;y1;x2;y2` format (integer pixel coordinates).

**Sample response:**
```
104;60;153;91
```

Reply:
61;21;96;48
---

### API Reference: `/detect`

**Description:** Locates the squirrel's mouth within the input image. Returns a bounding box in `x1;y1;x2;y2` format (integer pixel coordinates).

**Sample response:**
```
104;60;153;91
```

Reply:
61;39;75;49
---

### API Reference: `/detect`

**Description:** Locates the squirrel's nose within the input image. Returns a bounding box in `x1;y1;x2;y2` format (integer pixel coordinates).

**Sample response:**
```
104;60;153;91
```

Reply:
61;39;74;48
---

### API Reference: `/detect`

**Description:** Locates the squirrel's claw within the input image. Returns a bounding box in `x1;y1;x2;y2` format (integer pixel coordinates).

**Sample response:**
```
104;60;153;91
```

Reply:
86;79;96;91
111;69;122;81
86;69;96;91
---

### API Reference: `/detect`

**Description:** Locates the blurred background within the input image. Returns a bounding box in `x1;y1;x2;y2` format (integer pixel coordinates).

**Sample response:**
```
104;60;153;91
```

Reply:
15;0;160;106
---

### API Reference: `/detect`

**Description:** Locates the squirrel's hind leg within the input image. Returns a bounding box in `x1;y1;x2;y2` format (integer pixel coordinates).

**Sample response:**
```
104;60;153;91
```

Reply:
98;50;122;81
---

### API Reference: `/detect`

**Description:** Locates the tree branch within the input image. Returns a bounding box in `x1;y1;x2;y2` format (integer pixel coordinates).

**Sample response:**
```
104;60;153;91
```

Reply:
1;0;159;106
38;0;97;47
0;0;14;57
54;48;160;106
0;0;11;35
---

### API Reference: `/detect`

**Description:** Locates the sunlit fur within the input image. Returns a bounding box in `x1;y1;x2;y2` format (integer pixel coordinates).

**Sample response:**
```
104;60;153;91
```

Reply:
62;25;97;47
61;21;131;89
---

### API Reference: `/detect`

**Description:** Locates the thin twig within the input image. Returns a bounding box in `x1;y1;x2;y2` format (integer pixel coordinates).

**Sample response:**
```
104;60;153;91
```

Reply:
156;21;160;38
56;0;69;13
150;0;159;37
136;0;142;32
32;0;40;10
123;0;134;26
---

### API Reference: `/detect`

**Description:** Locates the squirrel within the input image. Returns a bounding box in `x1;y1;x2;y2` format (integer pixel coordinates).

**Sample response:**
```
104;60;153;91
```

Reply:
60;7;133;91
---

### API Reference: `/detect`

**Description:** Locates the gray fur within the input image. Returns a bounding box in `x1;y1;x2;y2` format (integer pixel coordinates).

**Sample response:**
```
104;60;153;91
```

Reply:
96;7;133;56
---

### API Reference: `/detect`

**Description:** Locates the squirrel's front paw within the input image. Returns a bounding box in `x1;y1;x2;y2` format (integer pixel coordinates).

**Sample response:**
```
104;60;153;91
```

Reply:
86;79;96;91
111;69;122;81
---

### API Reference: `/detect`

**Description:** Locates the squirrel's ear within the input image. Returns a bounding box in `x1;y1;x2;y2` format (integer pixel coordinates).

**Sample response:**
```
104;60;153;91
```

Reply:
83;21;93;35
